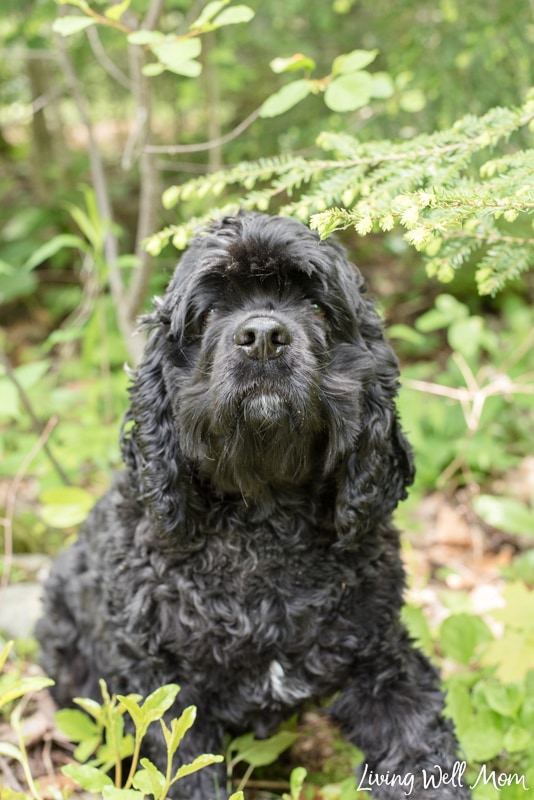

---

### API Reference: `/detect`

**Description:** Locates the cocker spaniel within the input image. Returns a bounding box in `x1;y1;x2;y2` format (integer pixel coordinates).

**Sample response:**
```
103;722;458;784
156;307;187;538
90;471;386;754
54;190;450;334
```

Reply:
37;212;469;799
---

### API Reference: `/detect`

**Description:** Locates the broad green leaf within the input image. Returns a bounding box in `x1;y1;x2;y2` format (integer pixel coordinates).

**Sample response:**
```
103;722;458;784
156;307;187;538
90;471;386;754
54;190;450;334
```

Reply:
493;582;534;630
23;234;88;272
173;753;224;782
370;71;394;99
133;759;166;796
439;613;492;665
0;742;23;762
12;359;51;389
152;39;202;76
152;37;201;66
401;604;433;655
459;713;503;762
40;486;94;529
444;681;472;735
503;724;531;752
142;62;165;77
332;49;378;76
228;730;300;768
482;681;524;717
54;708;99;741
162;60;202;78
448;316;485;360
481;629;534;683
473;495;534;537
399;88;426;113
0;676;54;709
260;80;311;118
52;15;97;36
127;30;165;45
191;0;228;30
387;324;427;346
74;696;106;720
74;735;102;762
324;72;374;112
211;5;254;27
270;54;316;74
142;683;181;718
62;763;114;792
105;0;131;21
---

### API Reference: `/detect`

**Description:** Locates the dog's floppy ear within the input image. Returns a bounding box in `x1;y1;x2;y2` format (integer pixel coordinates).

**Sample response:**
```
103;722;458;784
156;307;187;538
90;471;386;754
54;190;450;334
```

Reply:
119;311;200;550
334;300;415;549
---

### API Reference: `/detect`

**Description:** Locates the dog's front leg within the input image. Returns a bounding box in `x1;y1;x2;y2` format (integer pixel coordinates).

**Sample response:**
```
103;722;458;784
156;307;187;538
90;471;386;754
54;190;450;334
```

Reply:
330;630;471;800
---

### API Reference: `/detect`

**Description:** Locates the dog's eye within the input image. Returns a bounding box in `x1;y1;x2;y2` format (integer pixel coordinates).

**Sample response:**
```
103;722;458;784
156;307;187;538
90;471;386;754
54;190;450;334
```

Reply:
310;302;326;319
202;307;217;326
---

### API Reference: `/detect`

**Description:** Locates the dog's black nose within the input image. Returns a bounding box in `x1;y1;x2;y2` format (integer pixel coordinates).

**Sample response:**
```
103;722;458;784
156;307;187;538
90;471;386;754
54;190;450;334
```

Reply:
234;316;291;360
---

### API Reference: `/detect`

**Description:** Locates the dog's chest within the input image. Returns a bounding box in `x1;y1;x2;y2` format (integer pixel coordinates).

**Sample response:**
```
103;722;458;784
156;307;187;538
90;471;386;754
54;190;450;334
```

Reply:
126;520;366;685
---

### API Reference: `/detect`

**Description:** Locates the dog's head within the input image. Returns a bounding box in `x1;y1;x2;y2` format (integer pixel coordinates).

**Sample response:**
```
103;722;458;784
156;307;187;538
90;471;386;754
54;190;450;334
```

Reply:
121;213;414;546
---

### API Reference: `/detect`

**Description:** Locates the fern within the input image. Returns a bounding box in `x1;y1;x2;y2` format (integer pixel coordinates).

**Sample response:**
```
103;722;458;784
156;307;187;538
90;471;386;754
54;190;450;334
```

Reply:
147;95;534;295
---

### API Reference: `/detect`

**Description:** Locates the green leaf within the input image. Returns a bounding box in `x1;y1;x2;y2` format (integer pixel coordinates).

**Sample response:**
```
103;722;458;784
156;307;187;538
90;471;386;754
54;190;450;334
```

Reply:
105;0;131;21
173;753;224;782
399;89;426;113
161;705;196;756
152;38;202;77
0;742;24;763
439;613;492;665
473;495;534;537
117;694;143;727
0;676;54;709
55;708;99;741
40;486;95;529
142;62;166;77
324;72;374;112
482;629;534;683
401;605;433;655
370;72;394;99
74;696;106;720
482;682;524;718
191;0;228;30
228;731;300;768
142;683;181;719
133;759;166;796
23;234;88;272
0;642;13;672
332;49;378;76
52;15;97;36
387;324;427;346
492;582;534;630
127;30;165;45
459;712;504;761
62;763;114;792
211;5;254;27
503;724;531;753
270;54;316;74
444;681;473;735
163;60;202;78
260;80;311;118
448;316;485;360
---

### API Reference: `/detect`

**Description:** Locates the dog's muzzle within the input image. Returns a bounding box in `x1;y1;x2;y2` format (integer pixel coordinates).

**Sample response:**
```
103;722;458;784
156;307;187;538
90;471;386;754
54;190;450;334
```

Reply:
233;315;291;361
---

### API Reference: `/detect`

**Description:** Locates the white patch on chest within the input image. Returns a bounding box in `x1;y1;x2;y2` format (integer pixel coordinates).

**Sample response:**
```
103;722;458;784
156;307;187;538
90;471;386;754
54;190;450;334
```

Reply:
268;659;310;704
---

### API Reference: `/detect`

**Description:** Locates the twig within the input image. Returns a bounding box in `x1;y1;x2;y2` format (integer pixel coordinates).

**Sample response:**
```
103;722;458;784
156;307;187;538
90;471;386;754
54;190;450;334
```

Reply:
0;351;70;485
145;106;262;154
86;25;131;90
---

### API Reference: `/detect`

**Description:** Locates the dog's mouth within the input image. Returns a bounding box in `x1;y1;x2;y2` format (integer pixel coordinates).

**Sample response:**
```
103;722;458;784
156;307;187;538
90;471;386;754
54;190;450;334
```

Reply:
240;391;290;426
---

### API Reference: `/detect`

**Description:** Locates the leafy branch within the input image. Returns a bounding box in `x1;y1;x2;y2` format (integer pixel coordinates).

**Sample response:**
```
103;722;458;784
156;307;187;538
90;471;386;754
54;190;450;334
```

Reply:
151;96;534;295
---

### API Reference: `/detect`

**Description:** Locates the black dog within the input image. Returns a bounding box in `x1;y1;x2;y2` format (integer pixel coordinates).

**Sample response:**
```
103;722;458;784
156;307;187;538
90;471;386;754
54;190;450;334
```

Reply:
37;213;470;799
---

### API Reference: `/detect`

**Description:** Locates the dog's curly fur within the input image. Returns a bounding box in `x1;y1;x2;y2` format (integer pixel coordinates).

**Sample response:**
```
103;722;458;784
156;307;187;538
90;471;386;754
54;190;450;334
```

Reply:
37;213;470;799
